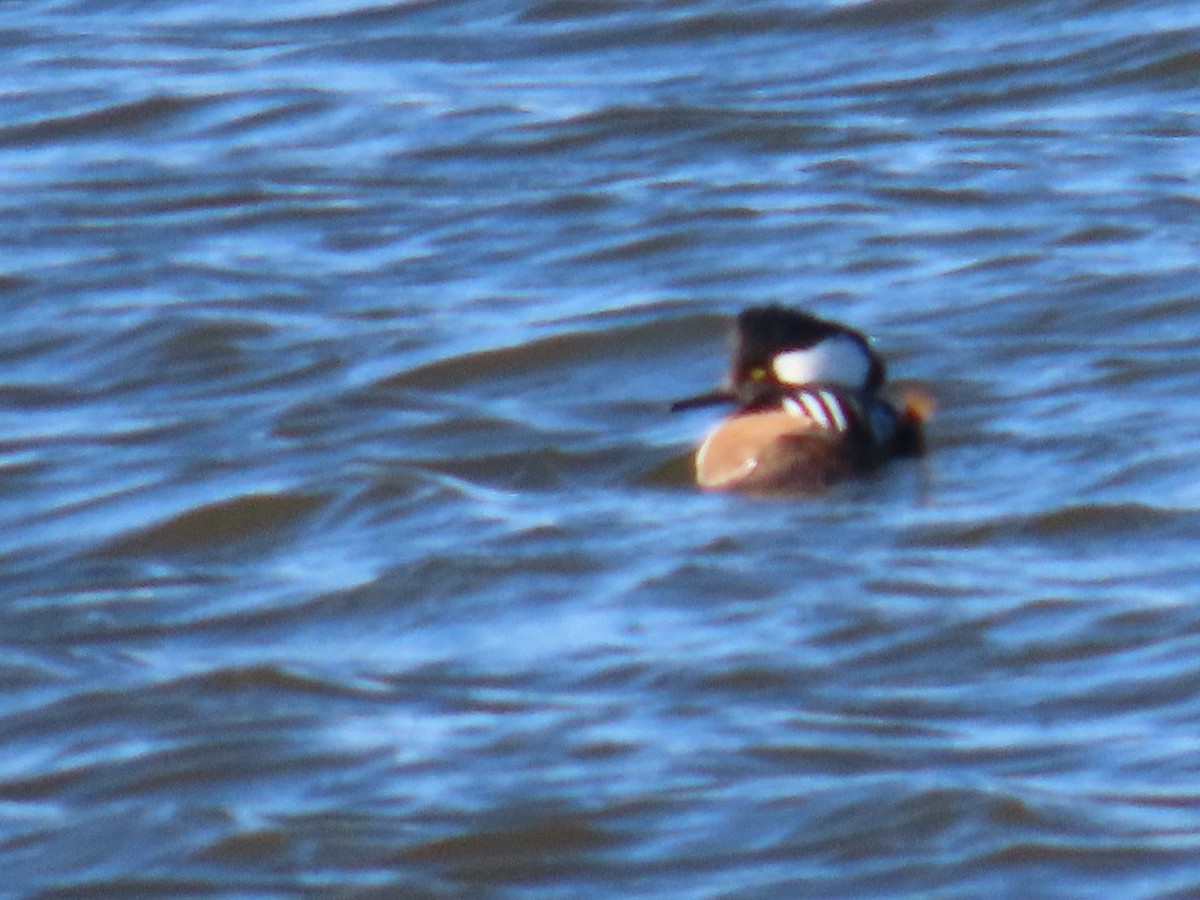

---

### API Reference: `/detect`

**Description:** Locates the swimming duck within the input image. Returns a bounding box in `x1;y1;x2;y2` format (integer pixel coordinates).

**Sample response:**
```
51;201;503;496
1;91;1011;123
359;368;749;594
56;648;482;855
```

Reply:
671;305;928;492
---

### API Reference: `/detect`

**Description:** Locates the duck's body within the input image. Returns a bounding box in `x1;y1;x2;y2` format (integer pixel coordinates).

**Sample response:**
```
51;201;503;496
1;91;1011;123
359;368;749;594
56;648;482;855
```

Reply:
693;383;922;491
673;306;927;492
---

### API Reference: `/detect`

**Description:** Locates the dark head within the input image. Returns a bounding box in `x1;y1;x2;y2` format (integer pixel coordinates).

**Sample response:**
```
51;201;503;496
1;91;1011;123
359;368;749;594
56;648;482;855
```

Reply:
671;305;885;412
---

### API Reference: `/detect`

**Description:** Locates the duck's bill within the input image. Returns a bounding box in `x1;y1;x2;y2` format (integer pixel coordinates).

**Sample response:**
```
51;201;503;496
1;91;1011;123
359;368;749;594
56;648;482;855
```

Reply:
669;389;737;412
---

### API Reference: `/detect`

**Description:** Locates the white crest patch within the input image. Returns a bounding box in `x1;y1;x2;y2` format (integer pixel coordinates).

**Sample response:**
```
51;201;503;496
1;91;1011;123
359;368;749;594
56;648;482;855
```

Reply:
771;335;872;389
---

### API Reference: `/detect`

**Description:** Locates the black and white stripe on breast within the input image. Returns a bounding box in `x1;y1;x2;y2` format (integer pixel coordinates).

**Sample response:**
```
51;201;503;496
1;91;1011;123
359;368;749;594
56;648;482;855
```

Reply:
779;387;897;446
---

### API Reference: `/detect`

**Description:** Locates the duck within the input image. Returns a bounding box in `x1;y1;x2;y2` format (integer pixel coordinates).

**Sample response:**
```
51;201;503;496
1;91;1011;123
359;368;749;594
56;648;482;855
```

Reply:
671;305;929;492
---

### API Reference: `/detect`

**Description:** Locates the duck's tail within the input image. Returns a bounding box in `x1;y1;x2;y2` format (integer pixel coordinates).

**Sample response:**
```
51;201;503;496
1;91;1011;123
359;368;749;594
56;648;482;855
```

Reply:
885;382;935;457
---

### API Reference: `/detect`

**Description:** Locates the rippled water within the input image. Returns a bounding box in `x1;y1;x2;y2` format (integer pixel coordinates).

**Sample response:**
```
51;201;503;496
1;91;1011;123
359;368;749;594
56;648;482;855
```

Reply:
5;0;1200;896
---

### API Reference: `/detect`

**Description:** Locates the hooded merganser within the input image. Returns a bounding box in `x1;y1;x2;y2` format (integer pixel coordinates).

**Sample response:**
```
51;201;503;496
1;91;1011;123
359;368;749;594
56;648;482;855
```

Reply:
671;305;929;492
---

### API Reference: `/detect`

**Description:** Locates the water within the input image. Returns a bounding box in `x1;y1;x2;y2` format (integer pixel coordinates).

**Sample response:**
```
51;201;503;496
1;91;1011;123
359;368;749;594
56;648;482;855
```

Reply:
4;0;1200;896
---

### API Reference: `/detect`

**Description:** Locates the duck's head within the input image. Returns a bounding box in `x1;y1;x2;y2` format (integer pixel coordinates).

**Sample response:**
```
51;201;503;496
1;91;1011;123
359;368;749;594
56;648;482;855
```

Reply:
671;305;885;412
